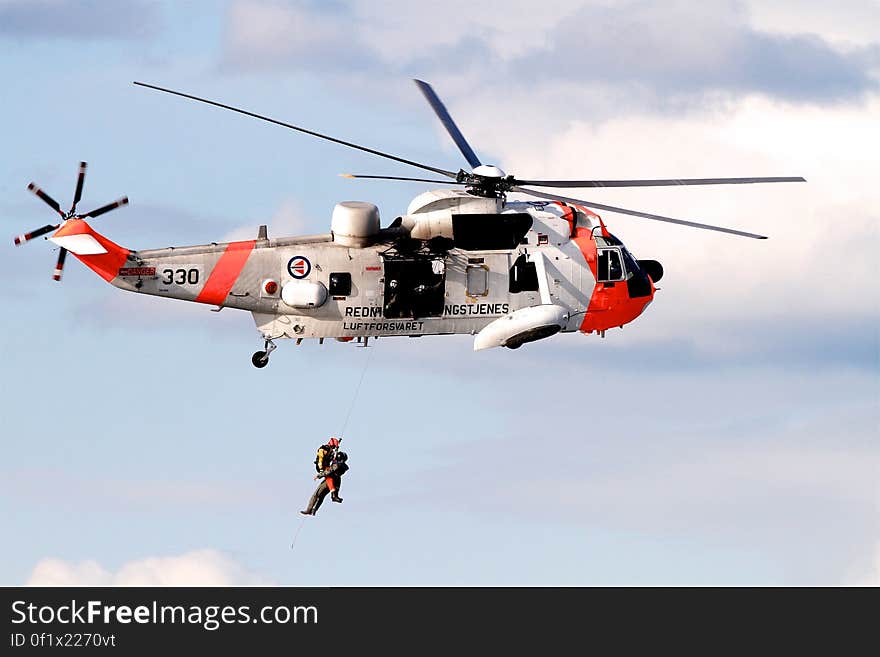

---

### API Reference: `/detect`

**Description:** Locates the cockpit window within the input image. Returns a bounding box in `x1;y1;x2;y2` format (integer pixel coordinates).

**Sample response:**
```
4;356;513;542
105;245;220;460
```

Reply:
621;248;640;279
597;248;625;282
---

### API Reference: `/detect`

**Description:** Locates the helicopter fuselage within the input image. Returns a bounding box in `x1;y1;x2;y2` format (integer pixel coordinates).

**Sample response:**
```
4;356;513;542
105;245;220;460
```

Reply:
52;190;658;351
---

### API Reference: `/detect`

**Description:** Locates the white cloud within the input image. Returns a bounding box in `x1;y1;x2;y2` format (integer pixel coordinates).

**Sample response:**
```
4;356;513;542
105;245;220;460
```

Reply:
222;1;877;104
346;0;584;62
222;0;382;72
486;94;880;347
222;0;582;69
26;549;270;586
745;0;880;49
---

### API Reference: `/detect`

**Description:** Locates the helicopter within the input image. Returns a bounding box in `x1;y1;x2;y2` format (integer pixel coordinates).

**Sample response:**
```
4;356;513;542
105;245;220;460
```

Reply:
14;80;804;368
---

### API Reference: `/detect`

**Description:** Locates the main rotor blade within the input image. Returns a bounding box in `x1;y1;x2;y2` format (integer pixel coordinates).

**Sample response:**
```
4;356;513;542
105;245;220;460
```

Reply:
82;196;128;219
341;173;467;185
513;176;806;188
134;81;458;179
27;183;64;216
13;223;60;245
413;80;482;170
511;186;768;239
53;247;68;282
71;161;87;213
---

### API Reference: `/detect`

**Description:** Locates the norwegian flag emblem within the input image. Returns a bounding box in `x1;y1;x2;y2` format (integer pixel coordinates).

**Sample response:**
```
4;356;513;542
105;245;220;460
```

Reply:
287;255;311;279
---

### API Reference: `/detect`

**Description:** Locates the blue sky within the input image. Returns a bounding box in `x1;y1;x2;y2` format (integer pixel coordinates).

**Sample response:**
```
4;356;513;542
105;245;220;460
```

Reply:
1;0;877;586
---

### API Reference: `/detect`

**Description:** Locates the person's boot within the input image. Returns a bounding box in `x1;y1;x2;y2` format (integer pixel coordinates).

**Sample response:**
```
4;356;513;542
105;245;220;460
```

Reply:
300;509;313;515
331;493;343;503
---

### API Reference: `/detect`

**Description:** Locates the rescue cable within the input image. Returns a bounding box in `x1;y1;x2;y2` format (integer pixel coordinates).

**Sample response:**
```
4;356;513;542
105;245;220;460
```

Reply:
290;514;307;550
338;346;374;440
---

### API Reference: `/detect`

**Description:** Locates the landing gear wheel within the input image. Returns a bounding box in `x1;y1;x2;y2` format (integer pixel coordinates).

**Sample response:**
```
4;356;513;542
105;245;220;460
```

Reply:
252;338;277;368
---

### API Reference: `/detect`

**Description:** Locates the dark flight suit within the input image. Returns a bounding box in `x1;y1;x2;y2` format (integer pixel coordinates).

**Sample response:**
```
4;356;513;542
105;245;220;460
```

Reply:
302;461;349;516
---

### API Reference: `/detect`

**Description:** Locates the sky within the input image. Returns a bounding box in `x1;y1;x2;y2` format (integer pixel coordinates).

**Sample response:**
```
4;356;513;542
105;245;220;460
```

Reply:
0;0;877;586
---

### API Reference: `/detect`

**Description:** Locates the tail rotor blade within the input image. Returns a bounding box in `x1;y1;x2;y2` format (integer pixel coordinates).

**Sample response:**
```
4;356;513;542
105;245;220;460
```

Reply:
83;196;128;219
14;223;60;246
53;247;68;282
71;161;87;213
27;183;64;217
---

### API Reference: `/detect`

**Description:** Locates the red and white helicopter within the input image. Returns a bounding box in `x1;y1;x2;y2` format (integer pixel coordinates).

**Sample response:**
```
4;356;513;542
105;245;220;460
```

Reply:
14;80;804;367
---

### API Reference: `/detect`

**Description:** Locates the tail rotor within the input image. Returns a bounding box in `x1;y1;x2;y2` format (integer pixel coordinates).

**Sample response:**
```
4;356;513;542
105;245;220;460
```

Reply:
14;162;128;281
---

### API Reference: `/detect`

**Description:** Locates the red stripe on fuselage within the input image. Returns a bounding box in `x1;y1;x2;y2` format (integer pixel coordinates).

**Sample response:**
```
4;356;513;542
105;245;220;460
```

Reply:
195;241;256;306
553;201;576;236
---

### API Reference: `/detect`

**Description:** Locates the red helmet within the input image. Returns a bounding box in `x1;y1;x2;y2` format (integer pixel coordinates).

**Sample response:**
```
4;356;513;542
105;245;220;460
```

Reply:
328;437;341;447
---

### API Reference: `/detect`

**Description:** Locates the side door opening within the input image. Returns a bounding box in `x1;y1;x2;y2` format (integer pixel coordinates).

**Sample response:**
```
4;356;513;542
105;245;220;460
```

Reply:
382;255;446;319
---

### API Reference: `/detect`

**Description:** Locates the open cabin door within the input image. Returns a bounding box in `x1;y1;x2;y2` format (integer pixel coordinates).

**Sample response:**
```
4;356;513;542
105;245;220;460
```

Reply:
381;255;447;319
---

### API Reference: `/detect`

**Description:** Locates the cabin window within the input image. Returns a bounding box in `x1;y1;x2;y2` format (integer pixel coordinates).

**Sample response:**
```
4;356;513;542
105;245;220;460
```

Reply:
329;272;352;296
509;254;539;293
466;265;489;297
596;248;625;282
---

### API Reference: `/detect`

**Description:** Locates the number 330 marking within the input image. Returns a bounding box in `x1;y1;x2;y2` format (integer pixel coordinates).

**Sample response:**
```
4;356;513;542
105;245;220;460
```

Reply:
162;268;200;285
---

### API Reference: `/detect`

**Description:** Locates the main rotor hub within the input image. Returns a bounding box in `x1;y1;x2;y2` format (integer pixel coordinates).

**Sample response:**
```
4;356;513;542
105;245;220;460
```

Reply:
472;164;506;178
457;165;516;198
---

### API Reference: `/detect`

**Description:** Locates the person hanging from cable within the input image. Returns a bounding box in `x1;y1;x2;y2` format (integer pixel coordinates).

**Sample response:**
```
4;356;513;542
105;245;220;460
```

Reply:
298;353;369;518
301;450;349;516
313;437;342;500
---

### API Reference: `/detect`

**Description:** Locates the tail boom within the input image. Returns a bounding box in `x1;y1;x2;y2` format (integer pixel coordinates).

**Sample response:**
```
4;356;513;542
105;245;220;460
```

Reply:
48;219;130;281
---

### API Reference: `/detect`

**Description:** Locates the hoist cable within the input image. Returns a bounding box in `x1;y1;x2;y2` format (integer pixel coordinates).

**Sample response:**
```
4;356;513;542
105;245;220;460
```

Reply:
289;513;308;550
338;346;374;439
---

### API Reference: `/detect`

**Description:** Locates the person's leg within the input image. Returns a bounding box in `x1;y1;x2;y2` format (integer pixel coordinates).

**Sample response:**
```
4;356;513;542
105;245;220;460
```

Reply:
312;481;330;514
301;480;328;515
331;475;343;502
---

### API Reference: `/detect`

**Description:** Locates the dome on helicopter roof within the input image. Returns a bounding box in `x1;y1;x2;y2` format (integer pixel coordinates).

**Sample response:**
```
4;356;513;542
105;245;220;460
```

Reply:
331;201;380;248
